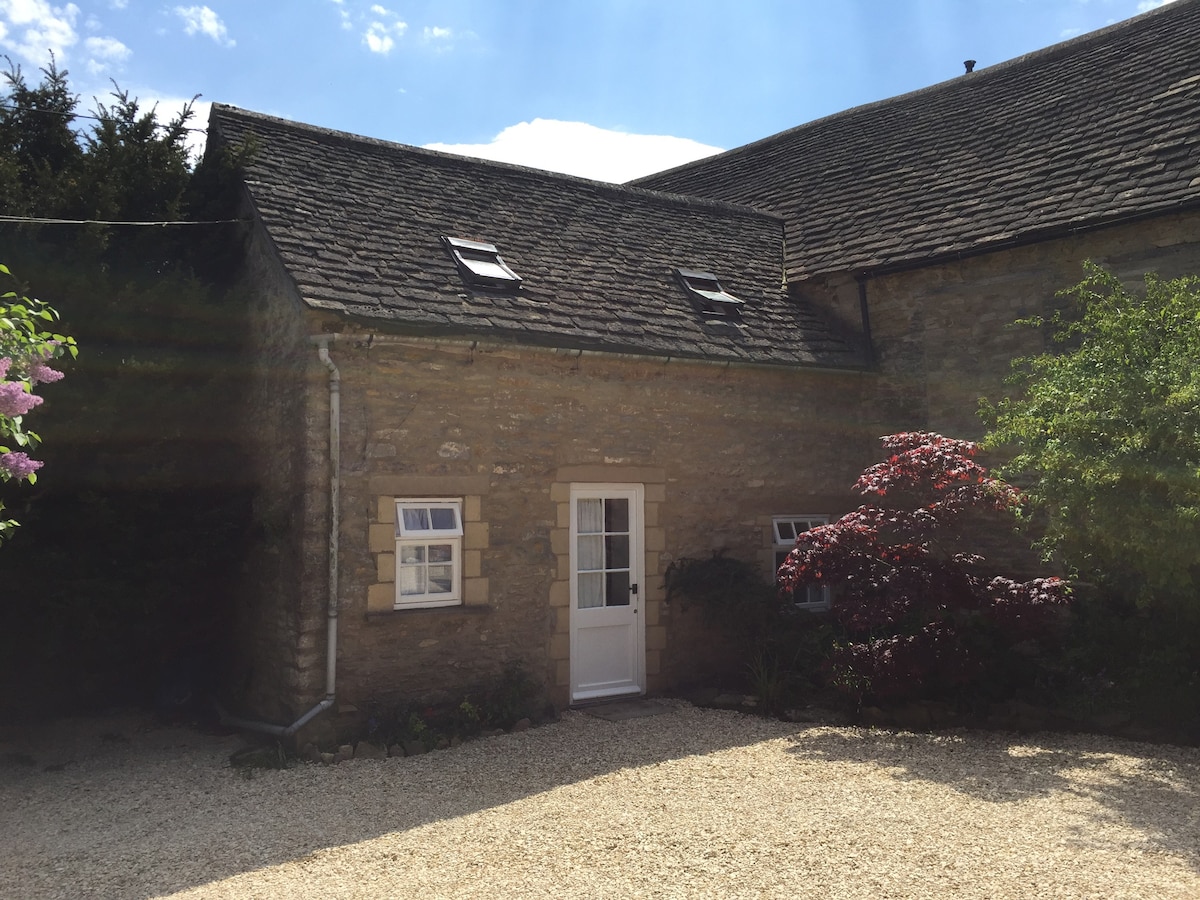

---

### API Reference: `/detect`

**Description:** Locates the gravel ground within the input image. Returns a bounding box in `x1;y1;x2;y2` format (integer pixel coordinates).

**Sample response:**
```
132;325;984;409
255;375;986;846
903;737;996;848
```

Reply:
3;699;1199;899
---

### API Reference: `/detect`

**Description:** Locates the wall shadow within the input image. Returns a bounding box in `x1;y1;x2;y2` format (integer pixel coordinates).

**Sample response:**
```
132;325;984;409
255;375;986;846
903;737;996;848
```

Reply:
1;702;790;899
6;708;1200;898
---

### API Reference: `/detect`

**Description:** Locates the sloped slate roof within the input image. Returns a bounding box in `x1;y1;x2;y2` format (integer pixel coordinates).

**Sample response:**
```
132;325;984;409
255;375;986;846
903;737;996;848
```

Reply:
633;0;1200;280
208;106;864;369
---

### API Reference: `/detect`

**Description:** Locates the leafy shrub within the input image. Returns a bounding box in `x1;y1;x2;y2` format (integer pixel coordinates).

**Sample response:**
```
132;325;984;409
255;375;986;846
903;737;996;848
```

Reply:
665;551;838;711
983;264;1200;608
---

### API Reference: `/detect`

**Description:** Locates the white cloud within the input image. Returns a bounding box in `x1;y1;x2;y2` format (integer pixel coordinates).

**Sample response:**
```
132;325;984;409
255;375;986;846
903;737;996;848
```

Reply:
174;5;234;48
329;0;351;31
109;0;126;9
423;25;450;41
363;17;406;54
0;0;81;68
85;34;127;58
1137;0;1178;10
83;33;128;75
424;119;723;184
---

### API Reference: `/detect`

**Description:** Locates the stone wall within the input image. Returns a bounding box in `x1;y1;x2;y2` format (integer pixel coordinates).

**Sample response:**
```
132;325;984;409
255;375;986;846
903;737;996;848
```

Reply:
228;224;333;724
314;335;871;712
795;212;1200;440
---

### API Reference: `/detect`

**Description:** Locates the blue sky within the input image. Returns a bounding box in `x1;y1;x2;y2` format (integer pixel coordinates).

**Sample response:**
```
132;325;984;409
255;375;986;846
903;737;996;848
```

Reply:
0;0;1181;181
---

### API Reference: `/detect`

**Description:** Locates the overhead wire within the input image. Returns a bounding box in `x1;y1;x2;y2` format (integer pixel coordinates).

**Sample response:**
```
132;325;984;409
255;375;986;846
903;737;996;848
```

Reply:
0;102;210;134
0;215;246;226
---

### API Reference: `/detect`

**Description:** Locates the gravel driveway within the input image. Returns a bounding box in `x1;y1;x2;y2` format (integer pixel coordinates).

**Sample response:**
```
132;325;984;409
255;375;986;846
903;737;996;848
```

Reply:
3;699;1199;899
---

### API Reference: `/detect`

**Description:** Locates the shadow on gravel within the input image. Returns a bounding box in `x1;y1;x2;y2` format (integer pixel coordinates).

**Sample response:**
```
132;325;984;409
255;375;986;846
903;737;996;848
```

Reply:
0;703;793;899
785;725;1200;872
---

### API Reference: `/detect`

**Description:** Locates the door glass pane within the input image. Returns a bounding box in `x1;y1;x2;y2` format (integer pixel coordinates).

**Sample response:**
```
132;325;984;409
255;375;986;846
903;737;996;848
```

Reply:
578;572;604;608
606;571;630;606
605;498;629;533
605;534;629;569
578;534;603;571
577;498;603;534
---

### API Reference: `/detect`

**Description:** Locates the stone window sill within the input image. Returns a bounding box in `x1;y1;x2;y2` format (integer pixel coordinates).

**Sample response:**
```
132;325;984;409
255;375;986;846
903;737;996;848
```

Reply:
366;604;494;621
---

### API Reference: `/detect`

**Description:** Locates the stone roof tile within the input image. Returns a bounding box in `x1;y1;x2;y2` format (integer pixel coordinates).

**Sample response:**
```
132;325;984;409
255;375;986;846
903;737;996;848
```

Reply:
633;1;1200;279
209;105;865;369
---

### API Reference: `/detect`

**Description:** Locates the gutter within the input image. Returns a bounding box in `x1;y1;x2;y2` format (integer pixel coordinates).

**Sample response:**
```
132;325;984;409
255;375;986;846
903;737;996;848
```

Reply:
309;329;873;376
218;339;342;739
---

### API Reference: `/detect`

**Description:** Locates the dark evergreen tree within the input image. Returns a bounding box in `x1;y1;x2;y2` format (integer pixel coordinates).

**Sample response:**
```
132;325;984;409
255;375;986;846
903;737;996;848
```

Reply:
0;62;253;719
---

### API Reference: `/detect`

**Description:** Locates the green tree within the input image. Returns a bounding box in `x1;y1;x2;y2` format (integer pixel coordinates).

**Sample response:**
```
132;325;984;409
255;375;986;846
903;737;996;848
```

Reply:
0;56;84;220
982;263;1200;607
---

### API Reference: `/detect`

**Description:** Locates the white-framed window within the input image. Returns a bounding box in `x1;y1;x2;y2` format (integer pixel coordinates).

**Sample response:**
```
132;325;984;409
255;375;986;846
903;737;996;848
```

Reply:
394;499;463;608
772;515;831;611
442;236;523;289
675;268;745;319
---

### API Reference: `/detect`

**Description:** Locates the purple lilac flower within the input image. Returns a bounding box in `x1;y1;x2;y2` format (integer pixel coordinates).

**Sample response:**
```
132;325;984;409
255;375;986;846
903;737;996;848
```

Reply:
0;358;9;378
0;451;42;479
28;362;64;384
0;381;42;417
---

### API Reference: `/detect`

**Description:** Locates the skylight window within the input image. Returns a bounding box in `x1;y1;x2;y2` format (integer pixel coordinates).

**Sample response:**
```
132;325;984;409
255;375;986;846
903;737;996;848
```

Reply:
675;268;745;318
443;236;522;289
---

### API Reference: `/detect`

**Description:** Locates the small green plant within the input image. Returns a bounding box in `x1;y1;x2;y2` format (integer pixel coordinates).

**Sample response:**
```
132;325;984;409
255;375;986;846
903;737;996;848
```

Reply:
229;742;291;774
478;664;543;730
745;650;791;715
360;665;546;752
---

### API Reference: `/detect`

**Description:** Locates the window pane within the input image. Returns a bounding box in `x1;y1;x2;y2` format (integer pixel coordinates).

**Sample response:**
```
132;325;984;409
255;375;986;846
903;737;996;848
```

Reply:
578;534;603;571
577;499;603;534
606;571;630;606
605;534;629;569
605;498;629;533
430;507;458;531
428;543;453;563
578;572;604;608
428;565;453;593
464;258;515;281
402;508;431;531
776;521;795;542
399;566;426;596
399;544;425;565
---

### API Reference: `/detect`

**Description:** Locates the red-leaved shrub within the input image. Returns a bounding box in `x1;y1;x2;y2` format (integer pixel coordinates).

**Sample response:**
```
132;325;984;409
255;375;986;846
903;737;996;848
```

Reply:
777;432;1070;706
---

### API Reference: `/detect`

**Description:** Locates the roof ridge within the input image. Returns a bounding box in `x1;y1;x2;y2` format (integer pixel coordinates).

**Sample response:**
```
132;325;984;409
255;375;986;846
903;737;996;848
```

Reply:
209;104;782;225
629;0;1197;187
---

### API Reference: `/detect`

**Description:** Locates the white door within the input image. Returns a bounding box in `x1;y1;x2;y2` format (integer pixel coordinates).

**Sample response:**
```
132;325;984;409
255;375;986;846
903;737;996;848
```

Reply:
569;484;646;702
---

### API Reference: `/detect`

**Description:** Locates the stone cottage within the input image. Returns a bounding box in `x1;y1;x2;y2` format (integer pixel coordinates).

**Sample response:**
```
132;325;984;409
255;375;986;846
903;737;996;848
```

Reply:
208;0;1200;735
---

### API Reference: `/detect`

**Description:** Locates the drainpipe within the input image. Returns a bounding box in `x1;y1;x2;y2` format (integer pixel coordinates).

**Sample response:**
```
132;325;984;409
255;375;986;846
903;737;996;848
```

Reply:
218;340;341;738
856;274;876;367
